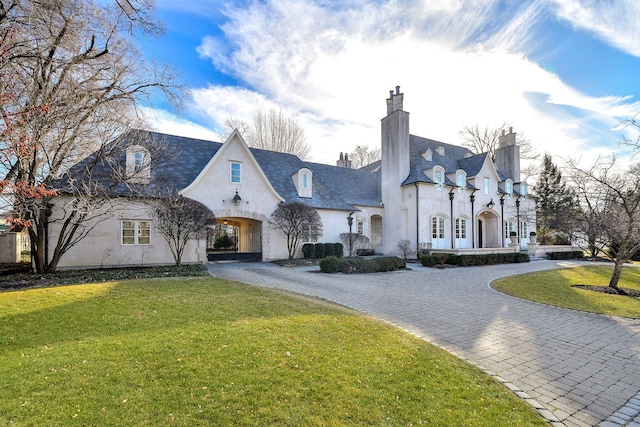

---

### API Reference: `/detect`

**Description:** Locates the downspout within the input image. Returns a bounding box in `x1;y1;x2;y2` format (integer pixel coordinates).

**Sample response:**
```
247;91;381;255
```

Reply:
414;183;420;253
516;197;521;248
449;188;455;249
500;196;505;248
470;191;476;249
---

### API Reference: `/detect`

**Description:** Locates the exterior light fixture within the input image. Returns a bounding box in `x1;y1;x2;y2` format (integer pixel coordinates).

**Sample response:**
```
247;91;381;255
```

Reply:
232;190;242;206
487;199;495;209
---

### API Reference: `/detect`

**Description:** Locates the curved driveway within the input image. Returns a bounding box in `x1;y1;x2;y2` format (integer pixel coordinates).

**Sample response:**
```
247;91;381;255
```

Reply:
206;260;640;427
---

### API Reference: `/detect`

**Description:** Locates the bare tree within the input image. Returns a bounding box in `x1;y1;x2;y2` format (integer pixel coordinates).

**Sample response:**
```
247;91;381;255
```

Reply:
459;123;538;180
220;109;311;159
270;202;323;260
339;233;370;257
349;145;381;168
397;239;412;261
568;157;640;292
150;195;215;266
0;0;180;272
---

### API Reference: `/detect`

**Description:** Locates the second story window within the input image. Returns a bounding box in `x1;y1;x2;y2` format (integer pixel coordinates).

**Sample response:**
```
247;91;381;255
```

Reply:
434;169;443;190
484;177;490;195
506;180;513;198
230;162;241;184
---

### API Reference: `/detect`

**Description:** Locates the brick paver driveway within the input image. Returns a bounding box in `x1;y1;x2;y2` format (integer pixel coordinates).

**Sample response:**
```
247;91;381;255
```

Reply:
207;260;640;427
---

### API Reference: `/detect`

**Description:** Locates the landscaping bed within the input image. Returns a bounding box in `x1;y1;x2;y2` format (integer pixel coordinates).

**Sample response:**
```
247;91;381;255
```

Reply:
0;264;209;292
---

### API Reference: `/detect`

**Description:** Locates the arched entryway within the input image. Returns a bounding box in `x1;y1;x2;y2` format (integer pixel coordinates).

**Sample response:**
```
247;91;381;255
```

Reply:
207;218;262;261
477;210;500;248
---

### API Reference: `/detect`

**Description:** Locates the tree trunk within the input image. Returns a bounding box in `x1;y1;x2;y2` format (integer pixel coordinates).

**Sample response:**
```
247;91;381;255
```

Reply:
609;258;624;290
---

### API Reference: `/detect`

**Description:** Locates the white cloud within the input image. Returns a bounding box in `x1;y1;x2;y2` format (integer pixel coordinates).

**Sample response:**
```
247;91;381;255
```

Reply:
551;0;640;58
145;0;638;170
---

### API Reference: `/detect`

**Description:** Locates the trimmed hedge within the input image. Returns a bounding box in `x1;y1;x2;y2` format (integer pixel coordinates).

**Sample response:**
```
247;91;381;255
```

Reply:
314;243;325;259
324;242;335;257
334;243;344;258
547;251;584;260
420;252;530;267
356;249;375;256
302;243;315;259
319;256;406;274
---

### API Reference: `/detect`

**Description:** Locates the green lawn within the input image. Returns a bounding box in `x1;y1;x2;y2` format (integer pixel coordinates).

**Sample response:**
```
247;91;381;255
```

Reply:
0;277;547;426
493;265;640;318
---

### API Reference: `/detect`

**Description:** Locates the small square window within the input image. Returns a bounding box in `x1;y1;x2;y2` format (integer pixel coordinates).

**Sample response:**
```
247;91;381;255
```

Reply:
122;220;151;245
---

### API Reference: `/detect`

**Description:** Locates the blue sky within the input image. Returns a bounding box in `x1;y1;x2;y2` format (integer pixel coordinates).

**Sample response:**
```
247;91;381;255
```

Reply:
137;0;640;168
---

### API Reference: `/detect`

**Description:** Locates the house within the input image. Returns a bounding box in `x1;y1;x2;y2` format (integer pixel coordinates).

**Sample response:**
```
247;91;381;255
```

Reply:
49;88;535;268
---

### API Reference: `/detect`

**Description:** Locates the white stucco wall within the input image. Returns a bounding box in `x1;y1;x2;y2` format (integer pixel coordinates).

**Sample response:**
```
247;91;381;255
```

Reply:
49;197;205;269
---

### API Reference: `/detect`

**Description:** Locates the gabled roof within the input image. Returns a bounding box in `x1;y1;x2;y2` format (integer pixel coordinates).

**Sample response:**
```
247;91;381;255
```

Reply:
62;130;364;211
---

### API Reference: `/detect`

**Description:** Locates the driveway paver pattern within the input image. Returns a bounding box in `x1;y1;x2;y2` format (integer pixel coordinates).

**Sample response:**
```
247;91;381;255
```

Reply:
206;260;640;427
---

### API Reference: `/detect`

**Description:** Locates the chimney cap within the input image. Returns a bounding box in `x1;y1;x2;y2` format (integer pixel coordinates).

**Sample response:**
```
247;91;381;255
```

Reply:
395;85;400;94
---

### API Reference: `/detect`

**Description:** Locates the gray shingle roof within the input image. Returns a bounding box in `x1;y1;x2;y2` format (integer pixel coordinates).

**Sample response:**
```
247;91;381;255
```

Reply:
63;129;504;208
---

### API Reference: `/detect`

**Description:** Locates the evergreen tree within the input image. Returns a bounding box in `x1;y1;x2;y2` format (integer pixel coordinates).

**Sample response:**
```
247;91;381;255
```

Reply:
534;154;577;242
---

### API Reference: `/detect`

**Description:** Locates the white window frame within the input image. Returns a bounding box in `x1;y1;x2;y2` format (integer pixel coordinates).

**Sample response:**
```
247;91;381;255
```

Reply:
505;179;513;197
121;220;151;245
434;168;444;190
126;145;151;183
505;220;515;239
357;221;364;235
432;216;445;239
302;225;318;243
484;177;490;195
455;217;467;239
230;161;241;184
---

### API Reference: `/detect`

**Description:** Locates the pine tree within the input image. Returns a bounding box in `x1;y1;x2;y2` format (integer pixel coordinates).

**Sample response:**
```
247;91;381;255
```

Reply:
534;154;577;243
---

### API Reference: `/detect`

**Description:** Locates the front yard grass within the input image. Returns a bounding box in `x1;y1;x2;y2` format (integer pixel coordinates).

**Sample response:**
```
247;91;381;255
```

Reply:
1;277;547;426
492;265;640;319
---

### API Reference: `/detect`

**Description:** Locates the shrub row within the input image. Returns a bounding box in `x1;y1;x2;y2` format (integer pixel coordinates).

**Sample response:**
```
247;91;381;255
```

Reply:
420;252;530;267
319;256;406;274
302;243;344;259
547;251;584;260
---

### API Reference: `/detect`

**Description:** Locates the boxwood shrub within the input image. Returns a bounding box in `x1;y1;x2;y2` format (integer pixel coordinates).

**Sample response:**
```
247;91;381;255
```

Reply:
334;243;344;258
420;252;530;267
302;243;315;259
547;251;584;260
319;256;406;274
324;242;335;257
314;243;325;259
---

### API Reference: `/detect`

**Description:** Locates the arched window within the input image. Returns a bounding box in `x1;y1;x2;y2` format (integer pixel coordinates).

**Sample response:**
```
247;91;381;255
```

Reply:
456;171;466;193
434;167;444;190
294;168;313;198
432;215;446;249
126;145;151;183
505;179;513;198
455;218;467;239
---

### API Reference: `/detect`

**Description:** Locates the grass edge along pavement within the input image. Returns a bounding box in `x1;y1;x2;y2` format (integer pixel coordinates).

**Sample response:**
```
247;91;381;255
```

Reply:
492;264;640;319
0;276;547;426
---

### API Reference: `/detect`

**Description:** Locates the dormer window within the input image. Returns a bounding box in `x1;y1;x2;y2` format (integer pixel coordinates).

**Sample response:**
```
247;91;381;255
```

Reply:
521;183;527;198
126;145;150;183
422;149;433;161
456;172;466;192
294;168;313;198
436;146;445;156
505;179;513;198
434;168;444;190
